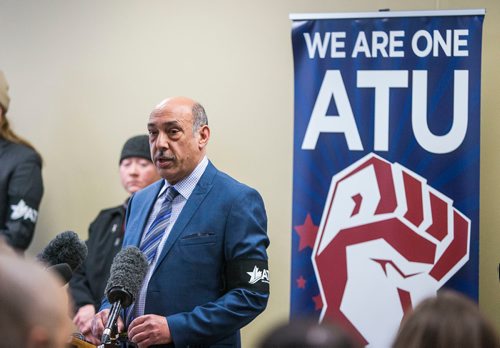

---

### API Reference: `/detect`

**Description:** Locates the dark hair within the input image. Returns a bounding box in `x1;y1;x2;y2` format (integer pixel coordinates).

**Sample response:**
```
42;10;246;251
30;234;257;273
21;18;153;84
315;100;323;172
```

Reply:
192;102;208;133
392;290;499;348
258;317;361;348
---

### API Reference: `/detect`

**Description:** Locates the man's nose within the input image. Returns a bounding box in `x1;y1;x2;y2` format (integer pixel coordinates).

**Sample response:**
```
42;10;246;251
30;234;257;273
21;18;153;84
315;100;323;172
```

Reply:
155;132;170;150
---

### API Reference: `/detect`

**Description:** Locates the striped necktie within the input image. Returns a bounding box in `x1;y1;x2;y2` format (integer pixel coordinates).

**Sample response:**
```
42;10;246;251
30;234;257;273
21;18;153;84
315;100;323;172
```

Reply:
125;187;178;326
140;186;179;264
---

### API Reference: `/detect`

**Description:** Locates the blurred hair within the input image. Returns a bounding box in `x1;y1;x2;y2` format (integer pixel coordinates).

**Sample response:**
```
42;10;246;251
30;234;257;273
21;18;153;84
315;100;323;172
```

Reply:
192;102;208;133
392;290;499;348
258;317;361;348
0;237;16;256
0;253;69;348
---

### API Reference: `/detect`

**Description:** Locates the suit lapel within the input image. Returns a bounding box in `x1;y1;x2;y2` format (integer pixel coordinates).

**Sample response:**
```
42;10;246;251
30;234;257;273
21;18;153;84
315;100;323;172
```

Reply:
153;162;217;272
124;180;165;247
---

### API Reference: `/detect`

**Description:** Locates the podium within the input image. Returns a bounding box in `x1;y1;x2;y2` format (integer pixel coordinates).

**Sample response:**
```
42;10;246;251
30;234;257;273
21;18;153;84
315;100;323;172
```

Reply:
67;336;98;348
68;335;137;348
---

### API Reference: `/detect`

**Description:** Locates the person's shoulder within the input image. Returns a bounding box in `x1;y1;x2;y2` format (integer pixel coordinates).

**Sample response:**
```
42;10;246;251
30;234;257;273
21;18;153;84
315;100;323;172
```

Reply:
2;140;41;164
90;204;125;226
96;204;125;217
211;164;259;197
131;179;164;201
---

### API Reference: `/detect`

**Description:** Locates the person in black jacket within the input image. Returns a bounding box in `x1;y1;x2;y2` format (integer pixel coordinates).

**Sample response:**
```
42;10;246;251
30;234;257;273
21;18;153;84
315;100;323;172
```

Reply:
0;70;44;253
69;134;160;343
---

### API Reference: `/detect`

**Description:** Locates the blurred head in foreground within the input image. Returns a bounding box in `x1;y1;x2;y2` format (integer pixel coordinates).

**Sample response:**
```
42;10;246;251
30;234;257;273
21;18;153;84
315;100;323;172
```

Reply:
0;253;72;348
392;290;499;348
258;317;361;348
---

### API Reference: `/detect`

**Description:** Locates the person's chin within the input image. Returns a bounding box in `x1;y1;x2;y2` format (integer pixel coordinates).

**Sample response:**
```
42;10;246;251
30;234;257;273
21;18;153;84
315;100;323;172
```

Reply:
127;185;141;193
162;174;182;184
159;168;175;179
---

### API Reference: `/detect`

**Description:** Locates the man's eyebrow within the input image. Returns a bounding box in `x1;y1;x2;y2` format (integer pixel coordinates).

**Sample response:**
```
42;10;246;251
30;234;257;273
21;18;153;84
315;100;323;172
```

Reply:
147;120;180;128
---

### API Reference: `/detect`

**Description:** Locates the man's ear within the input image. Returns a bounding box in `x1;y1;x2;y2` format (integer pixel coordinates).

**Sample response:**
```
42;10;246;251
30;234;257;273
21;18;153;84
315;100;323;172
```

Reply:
198;125;210;149
26;326;51;348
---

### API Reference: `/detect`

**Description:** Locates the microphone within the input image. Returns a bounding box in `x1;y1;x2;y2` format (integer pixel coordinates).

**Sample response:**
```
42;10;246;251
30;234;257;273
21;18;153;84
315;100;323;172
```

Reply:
36;231;88;284
101;246;148;344
47;263;73;284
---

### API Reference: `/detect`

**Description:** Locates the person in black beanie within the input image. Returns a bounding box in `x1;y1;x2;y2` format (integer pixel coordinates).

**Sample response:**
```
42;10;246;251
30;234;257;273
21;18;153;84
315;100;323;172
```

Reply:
68;135;160;344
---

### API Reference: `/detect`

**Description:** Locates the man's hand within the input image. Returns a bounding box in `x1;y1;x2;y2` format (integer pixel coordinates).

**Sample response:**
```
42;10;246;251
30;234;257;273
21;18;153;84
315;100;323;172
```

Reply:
91;309;125;344
128;314;171;348
73;304;96;343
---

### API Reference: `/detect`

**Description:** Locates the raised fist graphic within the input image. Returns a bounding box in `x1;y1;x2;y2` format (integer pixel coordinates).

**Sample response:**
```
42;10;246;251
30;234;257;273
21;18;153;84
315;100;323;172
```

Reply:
312;153;470;348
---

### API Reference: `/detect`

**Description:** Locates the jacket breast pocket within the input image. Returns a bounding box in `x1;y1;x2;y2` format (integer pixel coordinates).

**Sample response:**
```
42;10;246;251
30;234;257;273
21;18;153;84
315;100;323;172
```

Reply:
176;232;219;265
179;232;216;246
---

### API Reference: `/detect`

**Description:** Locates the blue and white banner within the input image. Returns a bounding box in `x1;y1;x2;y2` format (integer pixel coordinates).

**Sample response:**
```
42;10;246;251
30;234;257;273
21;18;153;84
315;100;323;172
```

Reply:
290;9;484;347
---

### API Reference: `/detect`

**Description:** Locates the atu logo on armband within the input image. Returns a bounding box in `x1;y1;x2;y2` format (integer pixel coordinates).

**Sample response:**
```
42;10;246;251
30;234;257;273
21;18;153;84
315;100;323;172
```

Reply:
247;265;270;284
10;199;38;223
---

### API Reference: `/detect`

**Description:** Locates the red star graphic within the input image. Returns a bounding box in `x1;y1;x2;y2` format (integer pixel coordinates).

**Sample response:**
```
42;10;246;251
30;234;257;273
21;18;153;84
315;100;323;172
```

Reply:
294;213;319;251
312;294;323;310
296;275;306;289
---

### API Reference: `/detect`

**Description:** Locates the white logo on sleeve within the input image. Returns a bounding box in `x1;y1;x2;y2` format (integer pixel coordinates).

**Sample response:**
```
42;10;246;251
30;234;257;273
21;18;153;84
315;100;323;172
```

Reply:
247;265;270;284
10;200;38;223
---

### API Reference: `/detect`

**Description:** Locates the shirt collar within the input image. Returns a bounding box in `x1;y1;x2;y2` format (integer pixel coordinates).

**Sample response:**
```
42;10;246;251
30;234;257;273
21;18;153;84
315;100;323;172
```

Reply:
159;156;209;200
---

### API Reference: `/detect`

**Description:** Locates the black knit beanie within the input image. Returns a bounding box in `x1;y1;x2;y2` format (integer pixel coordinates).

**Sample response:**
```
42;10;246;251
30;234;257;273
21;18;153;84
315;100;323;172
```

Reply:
119;135;152;164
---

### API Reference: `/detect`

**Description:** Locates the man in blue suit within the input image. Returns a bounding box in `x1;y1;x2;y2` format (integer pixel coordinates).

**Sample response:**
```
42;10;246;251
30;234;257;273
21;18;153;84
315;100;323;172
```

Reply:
92;96;269;347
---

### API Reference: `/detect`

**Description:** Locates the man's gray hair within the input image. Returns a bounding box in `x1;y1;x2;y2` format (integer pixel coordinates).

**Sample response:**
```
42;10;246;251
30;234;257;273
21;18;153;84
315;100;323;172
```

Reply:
192;102;208;133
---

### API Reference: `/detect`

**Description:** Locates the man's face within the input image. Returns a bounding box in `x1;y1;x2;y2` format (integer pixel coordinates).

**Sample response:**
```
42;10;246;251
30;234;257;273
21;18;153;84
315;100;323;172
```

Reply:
119;157;160;194
147;98;208;184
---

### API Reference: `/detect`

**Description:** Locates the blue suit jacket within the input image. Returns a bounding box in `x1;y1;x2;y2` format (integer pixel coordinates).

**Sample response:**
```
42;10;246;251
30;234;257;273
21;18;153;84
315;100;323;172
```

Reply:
120;161;269;347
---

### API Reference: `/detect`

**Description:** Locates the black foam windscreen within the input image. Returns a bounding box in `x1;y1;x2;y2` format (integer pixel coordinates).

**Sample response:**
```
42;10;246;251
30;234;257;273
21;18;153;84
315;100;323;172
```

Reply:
37;231;88;271
47;263;73;284
105;246;148;303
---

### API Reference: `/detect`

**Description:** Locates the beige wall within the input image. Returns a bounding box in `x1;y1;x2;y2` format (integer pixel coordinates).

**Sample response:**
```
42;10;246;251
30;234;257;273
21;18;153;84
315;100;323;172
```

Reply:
1;0;498;346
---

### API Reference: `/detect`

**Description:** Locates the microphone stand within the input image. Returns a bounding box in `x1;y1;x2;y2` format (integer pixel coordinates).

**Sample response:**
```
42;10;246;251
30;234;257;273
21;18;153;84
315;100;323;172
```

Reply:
100;301;122;344
96;334;136;348
100;287;134;346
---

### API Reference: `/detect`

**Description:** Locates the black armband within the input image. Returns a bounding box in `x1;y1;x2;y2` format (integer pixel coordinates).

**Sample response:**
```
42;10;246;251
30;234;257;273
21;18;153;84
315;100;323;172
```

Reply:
225;259;269;294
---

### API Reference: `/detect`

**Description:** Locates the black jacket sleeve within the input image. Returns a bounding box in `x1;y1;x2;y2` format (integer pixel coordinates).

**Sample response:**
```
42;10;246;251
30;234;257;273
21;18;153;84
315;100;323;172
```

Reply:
0;150;43;250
